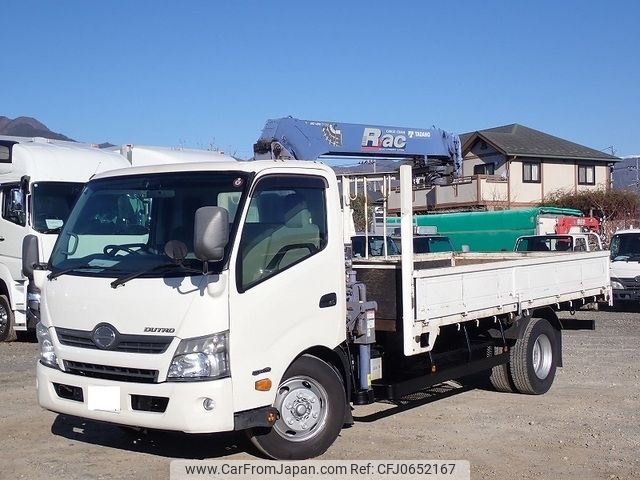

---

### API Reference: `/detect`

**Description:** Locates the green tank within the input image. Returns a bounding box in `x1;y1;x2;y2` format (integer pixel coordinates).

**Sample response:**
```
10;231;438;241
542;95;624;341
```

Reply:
386;207;584;252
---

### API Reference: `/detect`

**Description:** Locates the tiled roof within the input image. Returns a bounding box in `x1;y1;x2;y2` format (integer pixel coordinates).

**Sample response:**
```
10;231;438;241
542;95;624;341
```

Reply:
460;124;620;162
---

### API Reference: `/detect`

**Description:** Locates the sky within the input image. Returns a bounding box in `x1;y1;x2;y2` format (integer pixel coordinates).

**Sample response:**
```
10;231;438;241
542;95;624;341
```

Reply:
2;0;639;160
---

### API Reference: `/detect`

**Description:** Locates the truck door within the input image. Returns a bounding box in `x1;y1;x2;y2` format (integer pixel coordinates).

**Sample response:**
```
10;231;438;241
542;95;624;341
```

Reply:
228;173;345;412
0;184;27;282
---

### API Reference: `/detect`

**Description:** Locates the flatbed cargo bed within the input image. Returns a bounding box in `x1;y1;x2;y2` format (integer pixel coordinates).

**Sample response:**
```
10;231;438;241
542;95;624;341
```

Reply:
353;250;611;354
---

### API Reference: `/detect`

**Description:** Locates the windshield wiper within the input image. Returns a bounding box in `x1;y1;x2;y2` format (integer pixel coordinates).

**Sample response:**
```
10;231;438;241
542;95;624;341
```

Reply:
110;263;201;289
41;227;62;234
48;264;96;281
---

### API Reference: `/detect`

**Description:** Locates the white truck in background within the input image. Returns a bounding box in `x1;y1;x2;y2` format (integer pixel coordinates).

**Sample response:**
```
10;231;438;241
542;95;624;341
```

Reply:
514;233;603;253
27;119;610;460
0;137;130;341
609;229;640;303
0;137;236;341
110;144;235;165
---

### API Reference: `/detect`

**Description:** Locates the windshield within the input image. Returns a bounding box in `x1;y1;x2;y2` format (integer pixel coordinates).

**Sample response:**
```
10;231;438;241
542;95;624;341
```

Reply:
351;235;400;257
413;236;454;253
31;182;84;233
610;233;640;260
49;171;249;277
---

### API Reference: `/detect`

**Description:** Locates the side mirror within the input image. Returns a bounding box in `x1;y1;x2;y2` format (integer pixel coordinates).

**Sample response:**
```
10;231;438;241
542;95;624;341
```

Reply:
193;207;229;262
8;187;25;224
22;234;40;280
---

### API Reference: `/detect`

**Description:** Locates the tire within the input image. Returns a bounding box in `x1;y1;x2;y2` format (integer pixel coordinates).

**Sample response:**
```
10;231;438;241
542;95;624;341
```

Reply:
248;354;346;460
509;318;558;395
0;295;17;342
487;346;515;393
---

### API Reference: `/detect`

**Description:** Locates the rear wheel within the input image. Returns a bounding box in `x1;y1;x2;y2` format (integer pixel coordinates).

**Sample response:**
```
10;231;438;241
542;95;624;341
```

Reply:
487;346;515;393
509;318;558;394
248;354;346;460
0;295;16;342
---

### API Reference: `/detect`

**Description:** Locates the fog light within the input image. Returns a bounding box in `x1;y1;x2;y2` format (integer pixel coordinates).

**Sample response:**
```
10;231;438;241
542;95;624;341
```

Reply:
203;398;216;411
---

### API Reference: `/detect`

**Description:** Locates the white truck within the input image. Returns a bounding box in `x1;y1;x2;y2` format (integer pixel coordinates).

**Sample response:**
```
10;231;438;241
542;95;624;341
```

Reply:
513;233;603;252
0;137;131;341
0;137;236;341
609;229;640;303
27;119;610;460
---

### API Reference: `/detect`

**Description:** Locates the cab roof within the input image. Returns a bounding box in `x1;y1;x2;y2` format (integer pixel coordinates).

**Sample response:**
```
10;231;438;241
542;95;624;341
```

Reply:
89;159;334;181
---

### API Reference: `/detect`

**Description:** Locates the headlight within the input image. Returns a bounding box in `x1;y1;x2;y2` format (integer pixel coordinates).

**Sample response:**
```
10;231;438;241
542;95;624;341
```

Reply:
167;331;229;381
36;322;58;369
611;279;624;290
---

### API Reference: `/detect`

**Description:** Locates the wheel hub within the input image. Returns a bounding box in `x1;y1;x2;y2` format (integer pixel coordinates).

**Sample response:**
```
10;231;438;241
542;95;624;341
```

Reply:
273;377;327;442
532;333;553;379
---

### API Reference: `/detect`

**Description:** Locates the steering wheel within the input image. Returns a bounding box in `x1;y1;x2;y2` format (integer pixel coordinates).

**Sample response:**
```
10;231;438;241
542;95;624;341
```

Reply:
103;243;148;256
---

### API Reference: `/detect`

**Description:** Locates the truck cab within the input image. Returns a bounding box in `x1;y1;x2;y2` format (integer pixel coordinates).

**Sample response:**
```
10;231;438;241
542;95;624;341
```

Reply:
514;233;603;253
0;137;130;341
609;229;640;303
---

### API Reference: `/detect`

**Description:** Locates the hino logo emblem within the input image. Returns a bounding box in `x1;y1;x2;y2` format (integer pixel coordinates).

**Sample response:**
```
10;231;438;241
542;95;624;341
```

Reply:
92;324;118;350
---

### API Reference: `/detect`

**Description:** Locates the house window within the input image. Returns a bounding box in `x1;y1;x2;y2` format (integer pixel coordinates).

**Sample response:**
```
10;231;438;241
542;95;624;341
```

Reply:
578;165;595;185
473;163;495;175
523;162;541;183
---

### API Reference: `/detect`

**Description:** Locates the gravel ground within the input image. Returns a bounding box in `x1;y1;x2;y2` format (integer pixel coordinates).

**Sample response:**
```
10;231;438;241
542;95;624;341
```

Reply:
1;309;638;480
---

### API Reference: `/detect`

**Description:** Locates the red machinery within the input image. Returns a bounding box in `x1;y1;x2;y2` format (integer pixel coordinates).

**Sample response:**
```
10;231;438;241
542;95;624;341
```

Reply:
555;216;600;234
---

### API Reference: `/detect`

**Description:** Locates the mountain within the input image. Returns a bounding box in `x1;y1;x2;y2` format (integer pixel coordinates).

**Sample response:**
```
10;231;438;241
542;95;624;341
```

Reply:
0;116;74;141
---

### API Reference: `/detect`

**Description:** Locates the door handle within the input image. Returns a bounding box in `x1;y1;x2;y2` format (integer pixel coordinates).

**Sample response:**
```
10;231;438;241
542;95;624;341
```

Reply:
319;292;337;308
0;237;4;241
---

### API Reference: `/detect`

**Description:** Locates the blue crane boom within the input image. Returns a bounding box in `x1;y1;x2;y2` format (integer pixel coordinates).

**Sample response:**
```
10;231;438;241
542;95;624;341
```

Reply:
253;117;462;184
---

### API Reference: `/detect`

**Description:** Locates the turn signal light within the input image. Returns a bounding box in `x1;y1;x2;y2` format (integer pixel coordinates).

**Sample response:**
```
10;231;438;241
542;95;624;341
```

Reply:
255;378;272;391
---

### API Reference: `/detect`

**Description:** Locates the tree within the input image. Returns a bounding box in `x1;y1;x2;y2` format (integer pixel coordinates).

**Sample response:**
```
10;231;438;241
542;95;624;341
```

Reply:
542;188;640;220
542;188;640;246
350;195;374;232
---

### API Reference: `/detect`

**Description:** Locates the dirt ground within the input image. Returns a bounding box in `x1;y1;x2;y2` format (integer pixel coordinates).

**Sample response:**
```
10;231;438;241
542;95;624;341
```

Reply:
1;309;638;480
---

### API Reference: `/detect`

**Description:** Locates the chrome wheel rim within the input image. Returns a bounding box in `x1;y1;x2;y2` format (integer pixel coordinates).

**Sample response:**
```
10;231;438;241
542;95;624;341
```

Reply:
273;376;328;442
532;333;553;379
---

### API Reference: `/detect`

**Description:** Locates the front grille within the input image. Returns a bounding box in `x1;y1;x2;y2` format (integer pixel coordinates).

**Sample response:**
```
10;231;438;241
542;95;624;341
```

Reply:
56;327;173;354
63;360;158;384
619;278;640;290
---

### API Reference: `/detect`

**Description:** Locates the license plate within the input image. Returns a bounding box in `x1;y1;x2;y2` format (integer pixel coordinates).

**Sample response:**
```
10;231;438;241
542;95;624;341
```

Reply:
87;386;121;412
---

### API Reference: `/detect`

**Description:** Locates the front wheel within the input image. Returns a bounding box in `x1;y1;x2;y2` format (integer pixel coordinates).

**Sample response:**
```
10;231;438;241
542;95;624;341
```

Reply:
248;354;346;460
0;295;16;342
509;318;558;395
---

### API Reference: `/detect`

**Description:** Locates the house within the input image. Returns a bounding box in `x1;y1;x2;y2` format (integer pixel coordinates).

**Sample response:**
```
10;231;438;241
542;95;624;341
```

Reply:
390;124;620;213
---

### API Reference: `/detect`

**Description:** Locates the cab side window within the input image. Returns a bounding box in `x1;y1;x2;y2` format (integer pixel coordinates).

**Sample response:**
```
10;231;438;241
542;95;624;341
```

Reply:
238;176;327;291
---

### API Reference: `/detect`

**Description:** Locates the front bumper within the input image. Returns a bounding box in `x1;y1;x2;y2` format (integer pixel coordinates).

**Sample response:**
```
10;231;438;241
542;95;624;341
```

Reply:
612;288;640;302
37;362;234;433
